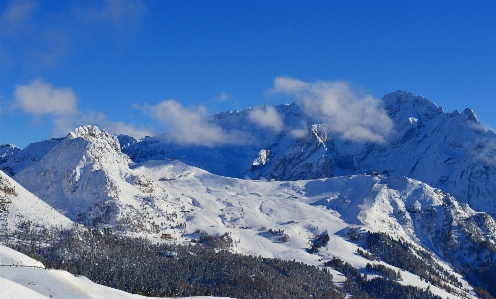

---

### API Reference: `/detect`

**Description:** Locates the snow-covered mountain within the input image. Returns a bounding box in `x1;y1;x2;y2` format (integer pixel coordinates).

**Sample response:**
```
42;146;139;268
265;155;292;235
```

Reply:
4;129;490;297
1;126;188;236
0;170;73;233
118;91;496;219
1;90;496;297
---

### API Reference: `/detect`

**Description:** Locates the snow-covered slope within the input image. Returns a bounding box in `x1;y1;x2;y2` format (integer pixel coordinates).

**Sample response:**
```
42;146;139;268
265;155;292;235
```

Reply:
0;170;73;232
119;91;496;219
129;159;486;298
0;245;232;299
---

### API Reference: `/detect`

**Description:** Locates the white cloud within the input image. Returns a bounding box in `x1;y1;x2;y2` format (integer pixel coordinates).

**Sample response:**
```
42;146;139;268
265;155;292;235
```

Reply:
12;78;153;139
272;77;393;143
248;106;284;132
272;77;309;94
14;78;78;116
140;100;248;147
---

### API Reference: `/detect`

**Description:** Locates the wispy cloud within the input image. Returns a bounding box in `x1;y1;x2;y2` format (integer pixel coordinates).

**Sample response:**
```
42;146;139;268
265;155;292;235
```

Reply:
139;100;248;147
0;0;146;69
217;92;231;102
290;121;309;139
79;111;155;138
272;77;393;143
248;106;284;132
1;0;69;68
12;79;153;139
76;0;146;30
0;0;37;36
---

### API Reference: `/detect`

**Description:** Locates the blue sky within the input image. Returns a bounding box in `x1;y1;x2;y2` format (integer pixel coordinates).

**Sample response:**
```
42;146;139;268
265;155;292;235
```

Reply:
1;0;495;148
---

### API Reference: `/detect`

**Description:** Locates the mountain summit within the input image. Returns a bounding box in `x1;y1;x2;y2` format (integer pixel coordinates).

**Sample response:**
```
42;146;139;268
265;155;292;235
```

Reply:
1;125;190;235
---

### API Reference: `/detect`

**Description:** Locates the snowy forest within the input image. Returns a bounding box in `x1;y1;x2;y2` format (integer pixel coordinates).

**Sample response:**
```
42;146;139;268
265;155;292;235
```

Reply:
3;222;481;299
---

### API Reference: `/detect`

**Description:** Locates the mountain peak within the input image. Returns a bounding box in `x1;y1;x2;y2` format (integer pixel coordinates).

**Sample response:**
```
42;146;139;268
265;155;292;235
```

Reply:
68;125;121;152
0;144;19;150
461;108;479;122
69;125;108;140
382;90;444;121
0;144;20;164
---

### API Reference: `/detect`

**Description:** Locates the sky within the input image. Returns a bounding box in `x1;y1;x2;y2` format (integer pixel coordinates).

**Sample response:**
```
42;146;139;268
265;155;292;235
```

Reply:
0;0;495;148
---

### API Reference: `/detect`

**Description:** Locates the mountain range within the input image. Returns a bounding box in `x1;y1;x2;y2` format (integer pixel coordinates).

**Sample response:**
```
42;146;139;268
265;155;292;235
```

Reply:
119;91;496;219
1;90;496;298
